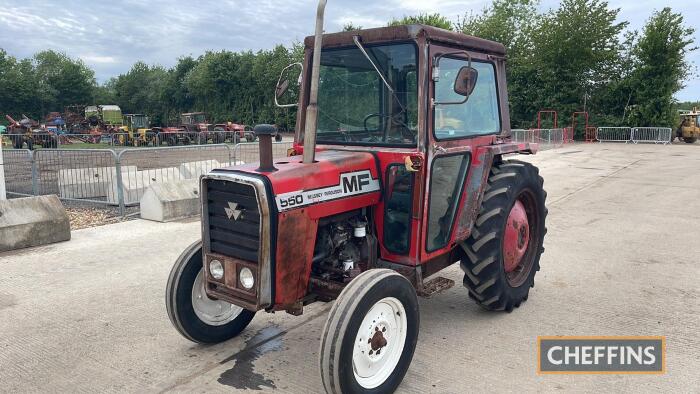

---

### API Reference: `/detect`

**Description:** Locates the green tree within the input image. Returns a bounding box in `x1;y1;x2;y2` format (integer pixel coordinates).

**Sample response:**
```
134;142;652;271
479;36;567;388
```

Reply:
342;23;363;32
33;50;97;113
457;0;540;127
626;8;696;127
0;49;40;121
388;13;454;30
528;0;627;134
112;62;169;124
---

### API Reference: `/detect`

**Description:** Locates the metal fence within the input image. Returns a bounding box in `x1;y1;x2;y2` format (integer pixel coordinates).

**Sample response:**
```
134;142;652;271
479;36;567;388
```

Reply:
592;127;672;144
596;127;632;143
631;127;672;144
1;130;263;150
511;128;565;150
233;141;293;163
2;141;293;215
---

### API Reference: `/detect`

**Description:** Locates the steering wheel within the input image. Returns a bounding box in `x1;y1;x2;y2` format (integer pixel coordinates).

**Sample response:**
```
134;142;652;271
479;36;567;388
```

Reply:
363;113;415;143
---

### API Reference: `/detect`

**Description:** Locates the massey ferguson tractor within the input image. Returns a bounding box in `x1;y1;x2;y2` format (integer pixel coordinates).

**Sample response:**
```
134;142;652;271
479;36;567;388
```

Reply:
166;2;547;392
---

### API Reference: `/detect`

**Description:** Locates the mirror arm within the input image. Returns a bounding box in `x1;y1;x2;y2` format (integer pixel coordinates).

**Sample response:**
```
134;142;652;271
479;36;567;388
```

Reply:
275;62;303;108
432;50;473;107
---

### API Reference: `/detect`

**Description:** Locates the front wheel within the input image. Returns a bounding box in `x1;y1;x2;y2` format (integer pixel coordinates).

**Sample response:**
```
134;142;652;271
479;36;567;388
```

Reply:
683;137;697;144
320;269;419;394
460;160;547;312
166;241;256;343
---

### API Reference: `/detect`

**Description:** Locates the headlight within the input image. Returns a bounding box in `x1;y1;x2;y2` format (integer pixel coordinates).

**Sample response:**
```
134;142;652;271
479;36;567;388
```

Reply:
209;259;224;280
239;267;255;289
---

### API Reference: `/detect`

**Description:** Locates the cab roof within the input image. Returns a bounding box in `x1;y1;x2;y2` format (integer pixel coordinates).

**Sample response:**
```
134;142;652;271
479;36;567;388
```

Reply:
304;24;506;56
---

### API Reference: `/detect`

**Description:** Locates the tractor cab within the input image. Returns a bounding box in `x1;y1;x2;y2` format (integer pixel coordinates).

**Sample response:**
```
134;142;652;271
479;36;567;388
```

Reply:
276;24;516;263
180;112;211;132
124;114;149;130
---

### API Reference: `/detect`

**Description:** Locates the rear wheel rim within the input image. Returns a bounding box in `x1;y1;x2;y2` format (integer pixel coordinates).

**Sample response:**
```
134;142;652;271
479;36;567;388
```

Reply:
504;190;539;287
191;269;243;326
352;297;407;389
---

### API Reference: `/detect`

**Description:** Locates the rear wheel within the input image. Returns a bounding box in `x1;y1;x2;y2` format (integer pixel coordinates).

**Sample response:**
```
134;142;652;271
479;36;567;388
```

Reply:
460;160;547;312
166;241;256;343
246;133;255;142
275;133;283;142
320;269;419;394
683;137;697;144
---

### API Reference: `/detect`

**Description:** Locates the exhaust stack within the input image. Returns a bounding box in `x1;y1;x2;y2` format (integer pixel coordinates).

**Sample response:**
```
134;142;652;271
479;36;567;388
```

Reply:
302;0;327;164
254;124;277;172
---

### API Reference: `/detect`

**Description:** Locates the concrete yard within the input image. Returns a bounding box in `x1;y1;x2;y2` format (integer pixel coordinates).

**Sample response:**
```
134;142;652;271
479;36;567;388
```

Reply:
0;142;698;393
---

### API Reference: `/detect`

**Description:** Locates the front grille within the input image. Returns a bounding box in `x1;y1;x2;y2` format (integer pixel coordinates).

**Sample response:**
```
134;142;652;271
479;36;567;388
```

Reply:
205;179;261;262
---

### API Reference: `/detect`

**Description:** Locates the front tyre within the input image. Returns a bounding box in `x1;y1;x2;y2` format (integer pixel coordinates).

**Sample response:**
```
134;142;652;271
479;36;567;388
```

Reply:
166;241;256;343
320;269;419;394
460;160;547;312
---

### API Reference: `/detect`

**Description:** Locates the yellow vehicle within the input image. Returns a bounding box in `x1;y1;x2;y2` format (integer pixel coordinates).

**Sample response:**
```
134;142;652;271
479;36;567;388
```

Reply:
117;114;155;146
676;108;699;143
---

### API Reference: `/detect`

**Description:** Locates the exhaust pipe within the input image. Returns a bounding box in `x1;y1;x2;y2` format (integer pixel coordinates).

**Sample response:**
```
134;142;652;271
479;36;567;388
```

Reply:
254;124;277;172
303;0;327;164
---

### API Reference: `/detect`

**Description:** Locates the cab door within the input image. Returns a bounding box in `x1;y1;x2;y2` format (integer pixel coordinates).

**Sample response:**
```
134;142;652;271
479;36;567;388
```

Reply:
420;45;503;261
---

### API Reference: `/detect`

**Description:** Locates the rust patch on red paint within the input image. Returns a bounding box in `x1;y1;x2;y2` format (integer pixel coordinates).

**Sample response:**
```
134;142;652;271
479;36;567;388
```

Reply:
274;210;318;307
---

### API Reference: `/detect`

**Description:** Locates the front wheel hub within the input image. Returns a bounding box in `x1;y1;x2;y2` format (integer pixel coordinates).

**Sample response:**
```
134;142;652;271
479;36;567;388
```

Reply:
503;199;530;273
352;297;407;389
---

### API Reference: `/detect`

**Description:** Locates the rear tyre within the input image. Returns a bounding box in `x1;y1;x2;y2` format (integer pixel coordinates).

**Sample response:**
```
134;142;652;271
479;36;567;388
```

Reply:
460;160;547;312
275;133;283;142
246;133;255;142
320;269;419;394
166;241;256;343
683;137;697;144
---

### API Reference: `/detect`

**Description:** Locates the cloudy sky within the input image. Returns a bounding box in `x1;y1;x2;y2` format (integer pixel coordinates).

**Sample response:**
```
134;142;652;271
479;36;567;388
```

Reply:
0;0;698;101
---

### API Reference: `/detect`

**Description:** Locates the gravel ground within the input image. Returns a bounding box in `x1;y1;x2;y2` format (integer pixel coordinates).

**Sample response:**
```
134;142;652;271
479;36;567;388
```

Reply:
62;201;139;230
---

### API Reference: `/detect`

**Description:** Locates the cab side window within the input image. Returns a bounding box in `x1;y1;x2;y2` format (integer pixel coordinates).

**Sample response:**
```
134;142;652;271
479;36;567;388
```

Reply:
434;60;500;139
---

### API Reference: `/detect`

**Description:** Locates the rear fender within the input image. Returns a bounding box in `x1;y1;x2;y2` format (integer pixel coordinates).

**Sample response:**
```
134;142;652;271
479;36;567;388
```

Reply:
452;141;536;242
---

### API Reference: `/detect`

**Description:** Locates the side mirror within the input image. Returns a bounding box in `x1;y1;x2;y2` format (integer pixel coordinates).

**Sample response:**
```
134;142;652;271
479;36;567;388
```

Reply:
275;62;303;108
454;66;478;97
432;51;478;106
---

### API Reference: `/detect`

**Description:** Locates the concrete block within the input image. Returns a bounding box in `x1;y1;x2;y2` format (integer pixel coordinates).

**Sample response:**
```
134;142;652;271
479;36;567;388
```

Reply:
110;167;182;205
179;160;221;179
0;195;71;252
0;148;5;200
140;179;200;222
58;166;136;199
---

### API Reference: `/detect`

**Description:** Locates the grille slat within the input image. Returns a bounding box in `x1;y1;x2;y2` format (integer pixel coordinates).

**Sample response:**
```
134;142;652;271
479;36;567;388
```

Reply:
205;179;260;261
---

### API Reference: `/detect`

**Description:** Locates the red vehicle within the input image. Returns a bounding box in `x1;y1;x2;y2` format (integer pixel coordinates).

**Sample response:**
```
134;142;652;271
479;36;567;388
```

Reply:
166;2;547;393
4;115;58;149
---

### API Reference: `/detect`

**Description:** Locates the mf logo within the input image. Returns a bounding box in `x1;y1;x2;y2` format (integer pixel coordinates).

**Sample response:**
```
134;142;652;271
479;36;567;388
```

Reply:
224;202;243;221
342;173;371;193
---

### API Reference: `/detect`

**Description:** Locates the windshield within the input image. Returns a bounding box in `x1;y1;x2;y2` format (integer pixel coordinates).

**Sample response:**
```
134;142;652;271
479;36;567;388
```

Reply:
133;116;148;128
316;43;418;146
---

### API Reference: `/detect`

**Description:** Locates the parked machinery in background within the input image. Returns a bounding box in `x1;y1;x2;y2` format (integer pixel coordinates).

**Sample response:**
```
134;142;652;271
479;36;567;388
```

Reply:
83;105;123;142
676;108;699;143
4;115;58;149
152;112;204;146
117;114;156;146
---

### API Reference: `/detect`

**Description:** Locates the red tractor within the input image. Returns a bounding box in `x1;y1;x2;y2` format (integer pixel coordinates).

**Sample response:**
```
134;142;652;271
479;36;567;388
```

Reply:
166;2;547;393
